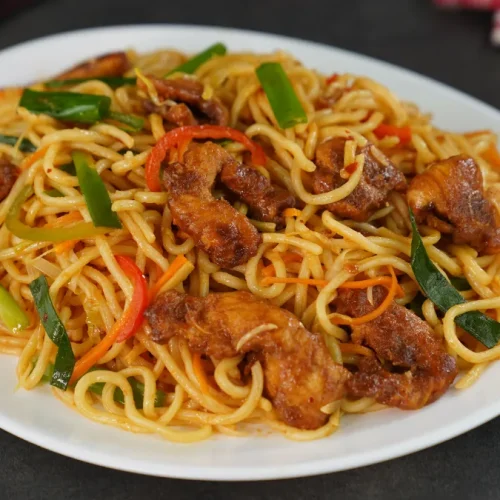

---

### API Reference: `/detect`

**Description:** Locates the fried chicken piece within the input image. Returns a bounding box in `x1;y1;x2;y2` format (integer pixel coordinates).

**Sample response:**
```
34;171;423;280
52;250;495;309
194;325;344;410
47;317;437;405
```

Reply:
336;287;457;409
0;158;19;202
408;154;500;253
52;52;130;80
164;142;261;268
139;76;229;126
146;290;350;430
220;161;296;227
312;137;406;221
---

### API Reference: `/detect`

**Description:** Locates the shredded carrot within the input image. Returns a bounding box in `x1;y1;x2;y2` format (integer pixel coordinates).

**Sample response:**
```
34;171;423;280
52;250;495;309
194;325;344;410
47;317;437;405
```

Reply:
44;211;83;229
339;343;374;357
177;138;191;161
482;143;500;170
192;353;209;394
283;208;302;218
148;254;189;301
20;145;49;170
326;73;338;85
465;130;491;138
332;266;399;325
53;239;78;254
261;276;329;287
339;275;404;297
261;265;276;278
282;253;303;264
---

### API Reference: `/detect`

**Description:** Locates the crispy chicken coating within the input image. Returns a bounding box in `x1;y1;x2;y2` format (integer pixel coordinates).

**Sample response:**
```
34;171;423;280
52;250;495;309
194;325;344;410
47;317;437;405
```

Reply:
52;51;130;80
0;158;19;202
146;290;350;430
139;76;229;126
336;287;457;409
164;142;261;268
408;154;500;253
312;137;406;221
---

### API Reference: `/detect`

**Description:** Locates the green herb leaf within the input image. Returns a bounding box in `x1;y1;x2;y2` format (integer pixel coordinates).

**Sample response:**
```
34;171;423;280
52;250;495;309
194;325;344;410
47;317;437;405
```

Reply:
166;42;227;76
72;151;122;229
0;284;29;333
410;209;500;348
19;89;111;123
449;277;471;291
0;134;36;153
29;276;75;390
45;76;137;89
256;62;308;129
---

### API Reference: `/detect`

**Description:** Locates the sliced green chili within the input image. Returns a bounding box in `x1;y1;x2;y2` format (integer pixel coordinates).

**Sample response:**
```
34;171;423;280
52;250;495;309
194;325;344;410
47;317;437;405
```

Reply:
0;134;36;153
166;42;227;76
107;111;144;131
449;277;471;291
6;186;109;242
20;89;111;123
29;276;75;390
72;151;122;229
0;284;29;333
255;62;308;129
59;162;76;175
410;209;500;348
45;76;137;89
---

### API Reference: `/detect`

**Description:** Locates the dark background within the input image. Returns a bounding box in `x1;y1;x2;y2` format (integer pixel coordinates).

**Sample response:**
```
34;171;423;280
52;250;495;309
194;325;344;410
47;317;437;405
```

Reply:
1;1;499;498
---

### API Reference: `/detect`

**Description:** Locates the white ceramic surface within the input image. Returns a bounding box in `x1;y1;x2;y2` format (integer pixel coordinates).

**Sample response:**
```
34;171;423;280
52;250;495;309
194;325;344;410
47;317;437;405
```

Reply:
0;25;499;481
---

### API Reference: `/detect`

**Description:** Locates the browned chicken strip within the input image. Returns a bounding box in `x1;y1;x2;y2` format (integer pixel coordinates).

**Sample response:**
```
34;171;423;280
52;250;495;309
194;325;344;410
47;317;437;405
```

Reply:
146;290;350;430
164;142;261;268
336;287;457;409
52;52;130;80
408;154;500;253
220;161;296;227
0;158;19;202
312;137;406;221
139;76;229;126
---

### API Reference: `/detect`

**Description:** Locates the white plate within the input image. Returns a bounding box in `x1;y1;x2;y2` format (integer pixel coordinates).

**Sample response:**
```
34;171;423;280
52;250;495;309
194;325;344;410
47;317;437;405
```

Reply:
0;25;499;481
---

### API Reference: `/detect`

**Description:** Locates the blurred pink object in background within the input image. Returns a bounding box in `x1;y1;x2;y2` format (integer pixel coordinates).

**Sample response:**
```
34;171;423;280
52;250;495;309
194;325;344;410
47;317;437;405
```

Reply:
434;0;500;46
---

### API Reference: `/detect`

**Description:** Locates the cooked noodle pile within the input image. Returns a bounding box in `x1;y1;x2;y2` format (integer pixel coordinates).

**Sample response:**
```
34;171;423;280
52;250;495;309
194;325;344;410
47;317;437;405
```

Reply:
0;47;499;442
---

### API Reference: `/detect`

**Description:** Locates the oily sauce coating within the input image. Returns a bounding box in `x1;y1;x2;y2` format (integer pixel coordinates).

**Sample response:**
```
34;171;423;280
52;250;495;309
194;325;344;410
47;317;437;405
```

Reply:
336;287;457;409
164;142;261;268
0;159;19;202
52;52;130;80
139;76;229;126
146;290;350;430
220;161;296;227
407;154;500;253
312;137;406;221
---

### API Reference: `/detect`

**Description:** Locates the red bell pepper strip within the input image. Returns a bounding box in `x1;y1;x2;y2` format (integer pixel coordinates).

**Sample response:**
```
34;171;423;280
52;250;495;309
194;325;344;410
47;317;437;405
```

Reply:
145;125;267;192
373;124;412;145
69;255;148;384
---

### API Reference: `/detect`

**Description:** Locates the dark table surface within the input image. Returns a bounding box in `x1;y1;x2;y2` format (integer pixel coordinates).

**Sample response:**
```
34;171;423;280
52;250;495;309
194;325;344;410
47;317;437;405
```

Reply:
1;1;499;498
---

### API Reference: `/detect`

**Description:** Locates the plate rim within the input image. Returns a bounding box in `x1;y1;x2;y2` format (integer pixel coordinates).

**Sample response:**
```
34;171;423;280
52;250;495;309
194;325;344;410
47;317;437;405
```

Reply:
0;24;499;481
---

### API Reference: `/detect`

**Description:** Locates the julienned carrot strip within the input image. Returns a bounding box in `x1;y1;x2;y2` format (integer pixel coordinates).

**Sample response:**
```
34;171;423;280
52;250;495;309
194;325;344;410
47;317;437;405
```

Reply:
44;211;83;228
338;343;374;357
192;353;209;394
339;275;404;296
261;265;276;278
20;145;49;170
332;267;398;326
53;239;78;254
283;208;302;218
482;143;500;170
148;254;189;301
177;138;191;161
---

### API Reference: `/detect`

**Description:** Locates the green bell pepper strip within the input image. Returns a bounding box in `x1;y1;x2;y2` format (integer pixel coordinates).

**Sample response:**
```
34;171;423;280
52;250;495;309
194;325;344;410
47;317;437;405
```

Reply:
166;42;227;76
29;276;75;390
410;209;500;348
59;163;76;175
20;89;111;123
44;76;137;89
107;111;144;132
6;186;110;242
0;134;36;153
0;284;29;333
72;151;122;229
255;62;308;129
19;90;143;130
